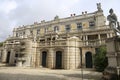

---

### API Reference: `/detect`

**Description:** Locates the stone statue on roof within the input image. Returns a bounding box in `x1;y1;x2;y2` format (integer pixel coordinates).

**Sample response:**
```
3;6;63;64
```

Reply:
97;3;102;11
107;8;120;33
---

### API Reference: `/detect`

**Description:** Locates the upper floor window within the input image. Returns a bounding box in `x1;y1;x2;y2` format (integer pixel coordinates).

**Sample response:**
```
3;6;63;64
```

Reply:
20;32;22;36
45;27;48;33
23;31;25;35
89;21;95;28
30;30;33;35
65;25;71;32
37;29;40;35
77;23;82;30
54;26;59;32
16;33;18;37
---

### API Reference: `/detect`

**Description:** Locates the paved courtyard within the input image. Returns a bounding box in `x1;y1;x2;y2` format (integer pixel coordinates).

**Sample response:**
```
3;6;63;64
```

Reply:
0;64;102;80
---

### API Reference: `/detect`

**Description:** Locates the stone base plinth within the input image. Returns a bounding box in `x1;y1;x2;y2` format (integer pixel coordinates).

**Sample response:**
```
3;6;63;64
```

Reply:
16;61;22;67
102;67;118;80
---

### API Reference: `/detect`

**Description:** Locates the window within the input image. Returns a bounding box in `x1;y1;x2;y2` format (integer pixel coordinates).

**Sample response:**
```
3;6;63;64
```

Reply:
37;29;40;35
16;33;18;37
65;25;71;32
54;26;59;32
89;21;95;28
23;31;25;35
77;23;82;30
45;28;47;33
30;30;33;35
20;32;22;36
15;54;18;57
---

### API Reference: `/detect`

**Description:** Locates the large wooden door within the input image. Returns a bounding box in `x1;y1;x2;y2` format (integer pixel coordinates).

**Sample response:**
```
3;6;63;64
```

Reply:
42;51;47;67
56;51;62;69
85;52;93;68
6;51;11;63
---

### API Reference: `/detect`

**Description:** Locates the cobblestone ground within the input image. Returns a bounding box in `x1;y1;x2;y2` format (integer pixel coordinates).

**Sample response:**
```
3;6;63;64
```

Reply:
0;65;102;80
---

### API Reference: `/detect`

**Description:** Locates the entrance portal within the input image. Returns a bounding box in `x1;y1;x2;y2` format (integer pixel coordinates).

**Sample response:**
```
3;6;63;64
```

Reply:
42;51;47;67
85;52;93;68
6;51;11;63
55;51;62;69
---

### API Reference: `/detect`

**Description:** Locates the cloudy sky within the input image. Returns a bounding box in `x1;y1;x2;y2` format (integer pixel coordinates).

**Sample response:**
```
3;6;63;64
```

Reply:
0;0;120;42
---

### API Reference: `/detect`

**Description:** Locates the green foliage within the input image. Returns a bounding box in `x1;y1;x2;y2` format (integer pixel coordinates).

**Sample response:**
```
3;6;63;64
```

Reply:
0;42;3;47
94;46;108;72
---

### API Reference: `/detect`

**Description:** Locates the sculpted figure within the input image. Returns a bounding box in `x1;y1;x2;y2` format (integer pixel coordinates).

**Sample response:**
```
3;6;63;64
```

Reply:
107;9;120;33
97;3;102;11
107;8;117;28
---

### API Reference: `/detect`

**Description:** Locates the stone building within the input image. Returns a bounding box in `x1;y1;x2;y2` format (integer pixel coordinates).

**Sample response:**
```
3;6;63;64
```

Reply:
0;3;116;69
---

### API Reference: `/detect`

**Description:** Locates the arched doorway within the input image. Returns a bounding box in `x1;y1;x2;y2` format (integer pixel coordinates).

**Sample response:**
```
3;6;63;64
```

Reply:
55;51;62;69
42;51;47;67
85;52;93;68
6;51;11;63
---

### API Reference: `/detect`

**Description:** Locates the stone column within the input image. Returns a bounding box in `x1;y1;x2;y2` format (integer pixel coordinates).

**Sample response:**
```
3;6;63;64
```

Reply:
69;46;80;69
0;50;1;59
103;36;120;80
1;49;7;63
107;33;110;38
83;36;86;46
9;49;15;65
31;42;40;68
47;48;54;69
35;48;40;67
75;47;80;68
65;39;80;69
98;34;101;45
64;47;69;69
110;33;113;37
85;35;88;45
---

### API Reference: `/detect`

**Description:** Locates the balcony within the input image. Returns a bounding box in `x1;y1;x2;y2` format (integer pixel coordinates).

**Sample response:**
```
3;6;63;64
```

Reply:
20;46;26;51
15;57;26;61
38;39;106;48
82;39;106;47
39;39;67;47
20;52;27;54
41;25;110;35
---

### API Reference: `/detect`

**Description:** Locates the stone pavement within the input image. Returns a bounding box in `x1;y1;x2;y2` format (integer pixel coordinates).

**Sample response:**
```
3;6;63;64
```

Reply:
0;64;102;80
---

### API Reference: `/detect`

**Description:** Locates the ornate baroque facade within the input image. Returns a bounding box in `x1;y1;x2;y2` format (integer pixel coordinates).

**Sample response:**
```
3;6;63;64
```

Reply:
0;4;116;69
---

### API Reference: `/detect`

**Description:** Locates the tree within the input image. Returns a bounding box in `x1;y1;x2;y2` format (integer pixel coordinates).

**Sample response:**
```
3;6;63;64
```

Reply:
94;46;108;72
0;42;3;47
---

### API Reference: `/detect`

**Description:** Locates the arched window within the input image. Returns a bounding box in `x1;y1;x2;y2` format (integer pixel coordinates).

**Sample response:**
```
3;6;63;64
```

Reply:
65;25;71;32
77;23;82;30
54;26;59;32
37;29;40;35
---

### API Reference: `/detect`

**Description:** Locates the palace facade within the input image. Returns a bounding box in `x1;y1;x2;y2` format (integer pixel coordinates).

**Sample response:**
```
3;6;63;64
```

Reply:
0;4;116;69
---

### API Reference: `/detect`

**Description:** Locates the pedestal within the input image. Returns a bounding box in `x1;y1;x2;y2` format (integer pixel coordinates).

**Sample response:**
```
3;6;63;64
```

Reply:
16;60;22;67
103;36;120;80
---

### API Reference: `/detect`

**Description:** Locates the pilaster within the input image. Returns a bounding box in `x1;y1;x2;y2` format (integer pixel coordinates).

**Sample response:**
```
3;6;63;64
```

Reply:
9;49;15;65
1;49;7;63
48;48;54;69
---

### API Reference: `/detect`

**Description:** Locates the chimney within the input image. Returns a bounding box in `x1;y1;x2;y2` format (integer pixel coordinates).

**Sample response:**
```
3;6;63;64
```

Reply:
82;12;84;15
34;22;38;24
73;13;76;16
41;20;45;23
85;11;87;14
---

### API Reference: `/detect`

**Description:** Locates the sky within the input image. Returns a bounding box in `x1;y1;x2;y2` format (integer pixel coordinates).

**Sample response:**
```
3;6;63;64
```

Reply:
0;0;120;42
